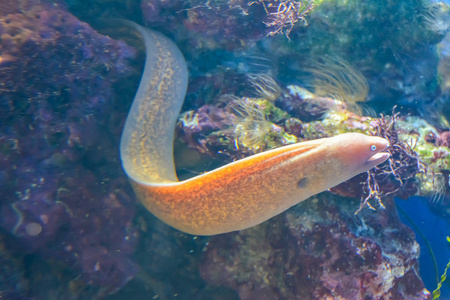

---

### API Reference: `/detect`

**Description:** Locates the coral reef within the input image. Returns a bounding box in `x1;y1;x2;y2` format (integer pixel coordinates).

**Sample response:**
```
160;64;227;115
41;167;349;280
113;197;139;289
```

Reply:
0;236;28;299
2;0;450;298
0;0;138;297
178;94;295;161
140;0;319;47
200;194;430;299
133;0;447;123
270;0;444;117
177;83;447;207
329;110;427;212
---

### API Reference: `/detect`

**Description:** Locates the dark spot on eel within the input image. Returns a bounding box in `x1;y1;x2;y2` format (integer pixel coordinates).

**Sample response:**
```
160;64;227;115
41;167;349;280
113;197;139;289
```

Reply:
297;177;308;188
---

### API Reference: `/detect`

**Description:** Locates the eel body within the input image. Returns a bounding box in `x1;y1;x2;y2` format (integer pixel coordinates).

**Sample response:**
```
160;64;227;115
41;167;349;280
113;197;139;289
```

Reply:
120;22;390;236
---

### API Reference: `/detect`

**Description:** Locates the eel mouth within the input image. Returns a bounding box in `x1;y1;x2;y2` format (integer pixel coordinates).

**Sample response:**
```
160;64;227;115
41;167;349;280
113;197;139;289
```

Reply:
366;152;390;167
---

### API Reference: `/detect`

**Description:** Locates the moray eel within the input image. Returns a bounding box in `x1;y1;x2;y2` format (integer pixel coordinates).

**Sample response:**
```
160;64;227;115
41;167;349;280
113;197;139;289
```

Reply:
120;21;390;236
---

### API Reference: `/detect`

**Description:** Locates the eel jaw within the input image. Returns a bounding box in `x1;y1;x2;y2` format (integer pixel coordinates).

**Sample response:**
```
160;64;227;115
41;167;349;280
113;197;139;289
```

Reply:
365;152;390;168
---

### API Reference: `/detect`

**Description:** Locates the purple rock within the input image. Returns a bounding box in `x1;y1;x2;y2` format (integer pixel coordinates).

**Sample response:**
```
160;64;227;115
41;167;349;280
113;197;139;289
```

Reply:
0;0;138;295
200;194;430;300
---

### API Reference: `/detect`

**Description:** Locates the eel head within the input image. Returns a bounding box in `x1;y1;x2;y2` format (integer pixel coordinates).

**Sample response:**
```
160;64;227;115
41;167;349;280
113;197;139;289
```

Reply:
330;132;390;177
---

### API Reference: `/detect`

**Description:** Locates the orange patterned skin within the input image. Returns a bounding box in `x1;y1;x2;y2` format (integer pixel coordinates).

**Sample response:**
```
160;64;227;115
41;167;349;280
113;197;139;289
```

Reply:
130;133;389;235
120;21;390;235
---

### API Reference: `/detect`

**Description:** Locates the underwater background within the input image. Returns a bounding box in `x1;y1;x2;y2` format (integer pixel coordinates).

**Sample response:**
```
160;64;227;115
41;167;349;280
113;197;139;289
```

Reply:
2;0;450;299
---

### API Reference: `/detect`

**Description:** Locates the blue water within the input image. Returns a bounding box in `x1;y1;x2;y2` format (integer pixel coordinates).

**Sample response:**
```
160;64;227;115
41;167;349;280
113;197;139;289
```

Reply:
397;197;450;298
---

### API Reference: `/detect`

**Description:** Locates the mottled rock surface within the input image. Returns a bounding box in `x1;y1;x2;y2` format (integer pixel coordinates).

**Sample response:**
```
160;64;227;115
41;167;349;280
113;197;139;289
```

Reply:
200;194;430;300
0;0;138;297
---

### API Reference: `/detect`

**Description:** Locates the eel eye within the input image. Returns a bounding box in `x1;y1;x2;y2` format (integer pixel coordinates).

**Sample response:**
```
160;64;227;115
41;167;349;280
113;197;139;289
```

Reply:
370;145;377;151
